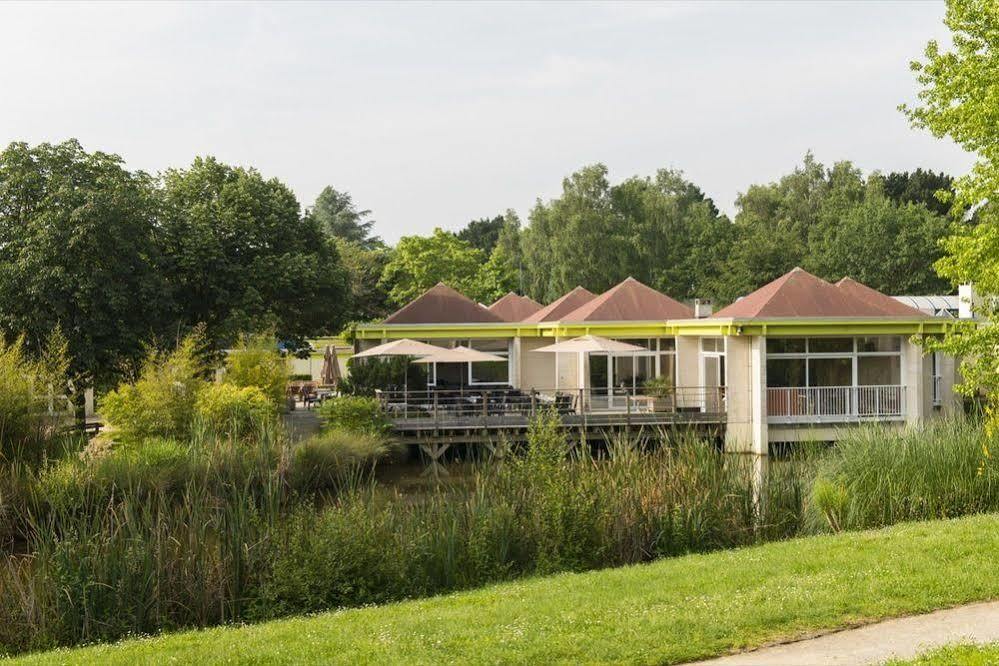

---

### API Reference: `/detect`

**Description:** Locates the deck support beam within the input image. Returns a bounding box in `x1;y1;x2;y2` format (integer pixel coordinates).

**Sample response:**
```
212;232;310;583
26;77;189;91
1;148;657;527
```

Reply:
419;442;451;478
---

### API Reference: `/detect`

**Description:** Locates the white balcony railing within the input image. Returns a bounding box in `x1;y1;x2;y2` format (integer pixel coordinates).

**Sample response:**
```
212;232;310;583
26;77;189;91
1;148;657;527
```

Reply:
766;385;905;424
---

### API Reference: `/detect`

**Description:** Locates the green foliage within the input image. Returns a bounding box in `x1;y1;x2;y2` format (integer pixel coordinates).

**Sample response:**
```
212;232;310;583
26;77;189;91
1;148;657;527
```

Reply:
15;514;999;665
159;156;350;349
379;228;498;306
904;2;999;414
223;333;288;408
520;165;733;303
340;356;428;397
0;140;170;391
308;186;380;249
195;384;276;440
337;240;393;322
879;169;955;217
36;438;196;513
101;333;207;441
455;215;504;254
317;396;391;435
288;430;397;496
903;0;999;212
718;153;953;302
807;420;999;532
0;331;71;460
643;374;675;397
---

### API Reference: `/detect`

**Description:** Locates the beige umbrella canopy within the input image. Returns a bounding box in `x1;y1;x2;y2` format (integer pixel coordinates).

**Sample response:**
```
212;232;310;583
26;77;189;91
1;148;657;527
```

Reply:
412;346;507;392
351;338;444;394
532;335;646;354
352;338;443;358
411;346;507;364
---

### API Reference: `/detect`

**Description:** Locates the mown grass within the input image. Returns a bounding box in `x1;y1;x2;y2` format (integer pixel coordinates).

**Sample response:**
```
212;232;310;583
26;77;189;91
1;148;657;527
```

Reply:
887;642;999;665
9;513;999;665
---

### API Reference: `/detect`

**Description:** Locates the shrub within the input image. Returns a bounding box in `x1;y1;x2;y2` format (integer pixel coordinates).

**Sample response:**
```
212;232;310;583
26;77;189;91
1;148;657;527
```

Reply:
340;356;427;397
807;419;999;532
224;333;288;408
318;396;391;435
196;383;276;440
101;333;206;442
0;330;70;460
35;438;197;514
289;430;396;495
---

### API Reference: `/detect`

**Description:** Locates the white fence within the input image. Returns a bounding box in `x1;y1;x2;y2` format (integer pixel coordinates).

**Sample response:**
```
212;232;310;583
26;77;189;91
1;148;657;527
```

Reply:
766;385;905;424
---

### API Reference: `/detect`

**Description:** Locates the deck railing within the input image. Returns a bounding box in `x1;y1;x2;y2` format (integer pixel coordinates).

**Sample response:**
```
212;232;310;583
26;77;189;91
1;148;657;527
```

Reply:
374;386;726;428
766;385;905;424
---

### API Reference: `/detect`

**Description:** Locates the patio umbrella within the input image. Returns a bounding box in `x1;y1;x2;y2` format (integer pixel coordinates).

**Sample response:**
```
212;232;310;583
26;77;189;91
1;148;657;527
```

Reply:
412;346;507;392
320;345;342;387
351;338;444;395
533;335;646;393
532;335;646;354
411;346;507;364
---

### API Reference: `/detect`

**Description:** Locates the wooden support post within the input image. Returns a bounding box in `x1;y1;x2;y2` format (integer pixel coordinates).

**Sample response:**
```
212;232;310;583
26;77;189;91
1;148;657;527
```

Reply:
419;442;451;479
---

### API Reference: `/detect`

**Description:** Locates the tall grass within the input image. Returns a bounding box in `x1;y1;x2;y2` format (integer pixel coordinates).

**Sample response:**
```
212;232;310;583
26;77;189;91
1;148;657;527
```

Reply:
2;414;993;656
809;418;999;532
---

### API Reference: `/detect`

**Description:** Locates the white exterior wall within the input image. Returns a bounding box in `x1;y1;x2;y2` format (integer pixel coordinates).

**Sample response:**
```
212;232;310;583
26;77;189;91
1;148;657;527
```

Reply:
676;336;700;409
516;337;557;392
724;335;767;454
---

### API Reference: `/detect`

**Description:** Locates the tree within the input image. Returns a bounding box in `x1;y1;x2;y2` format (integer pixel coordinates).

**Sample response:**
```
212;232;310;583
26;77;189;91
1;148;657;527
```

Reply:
718;154;954;302
159;157;350;349
879;169;955;217
522;164;731;303
902;0;999;213
904;0;999;406
308;186;381;249
0;140;171;391
455;215;505;255
807;180;952;295
338;240;393;322
521;164;630;302
379;228;490;306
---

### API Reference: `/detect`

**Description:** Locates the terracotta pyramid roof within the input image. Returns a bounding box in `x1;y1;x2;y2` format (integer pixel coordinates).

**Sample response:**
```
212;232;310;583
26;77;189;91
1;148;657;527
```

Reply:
488;292;544;321
835;277;930;317
383;283;504;324
713;268;930;319
523;286;596;323
561;277;694;321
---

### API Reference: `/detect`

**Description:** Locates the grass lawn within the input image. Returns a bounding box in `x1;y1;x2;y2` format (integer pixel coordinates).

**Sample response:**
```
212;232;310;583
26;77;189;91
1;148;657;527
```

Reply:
888;643;999;665
9;513;999;665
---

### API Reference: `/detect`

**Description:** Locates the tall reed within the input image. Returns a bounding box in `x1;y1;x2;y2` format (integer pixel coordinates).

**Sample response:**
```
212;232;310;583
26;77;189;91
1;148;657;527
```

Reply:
808;419;999;532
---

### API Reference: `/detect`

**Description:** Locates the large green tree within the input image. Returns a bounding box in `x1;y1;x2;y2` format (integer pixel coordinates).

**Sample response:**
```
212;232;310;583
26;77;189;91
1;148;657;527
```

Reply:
521;164;730;303
379;228;515;306
308;186;380;249
455;215;505;255
904;0;999;407
717;154;954;302
159;158;350;347
879;169;955;217
338;239;393;322
0;140;170;391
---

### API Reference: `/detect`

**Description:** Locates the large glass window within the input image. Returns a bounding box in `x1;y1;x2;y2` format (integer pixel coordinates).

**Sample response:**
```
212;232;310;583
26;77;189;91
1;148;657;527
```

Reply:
858;356;901;386
808;357;853;386
767;338;806;354
767;358;806;387
468;338;511;385
765;336;902;389
808;337;854;354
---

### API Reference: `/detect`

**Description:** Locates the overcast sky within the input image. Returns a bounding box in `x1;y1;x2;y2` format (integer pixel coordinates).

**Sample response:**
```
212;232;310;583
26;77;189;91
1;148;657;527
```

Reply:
0;1;972;242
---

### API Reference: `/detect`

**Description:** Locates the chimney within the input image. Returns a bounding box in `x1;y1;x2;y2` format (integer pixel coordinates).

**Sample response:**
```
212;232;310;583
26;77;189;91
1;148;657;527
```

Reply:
694;298;713;319
958;284;978;319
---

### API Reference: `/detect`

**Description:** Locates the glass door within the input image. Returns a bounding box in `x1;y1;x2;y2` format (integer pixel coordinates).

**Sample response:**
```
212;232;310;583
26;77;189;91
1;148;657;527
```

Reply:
588;353;610;410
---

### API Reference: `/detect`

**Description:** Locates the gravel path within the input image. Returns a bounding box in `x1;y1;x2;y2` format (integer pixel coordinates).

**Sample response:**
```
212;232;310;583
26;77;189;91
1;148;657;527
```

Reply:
689;600;999;665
